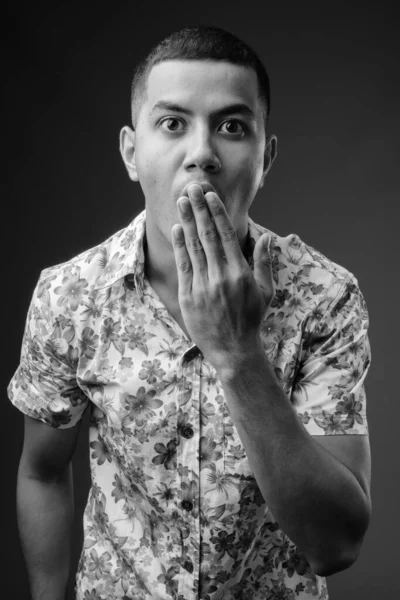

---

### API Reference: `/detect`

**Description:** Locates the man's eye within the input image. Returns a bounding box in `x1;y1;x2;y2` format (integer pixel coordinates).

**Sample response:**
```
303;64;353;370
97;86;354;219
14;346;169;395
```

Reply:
160;118;184;132
220;120;245;135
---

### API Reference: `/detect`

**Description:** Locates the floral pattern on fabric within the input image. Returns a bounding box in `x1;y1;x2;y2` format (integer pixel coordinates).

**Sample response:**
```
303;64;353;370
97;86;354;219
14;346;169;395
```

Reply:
8;208;370;599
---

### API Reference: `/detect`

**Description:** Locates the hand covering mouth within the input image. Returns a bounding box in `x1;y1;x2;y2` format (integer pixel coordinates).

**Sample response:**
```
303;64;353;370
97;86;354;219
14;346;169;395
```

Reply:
181;181;217;197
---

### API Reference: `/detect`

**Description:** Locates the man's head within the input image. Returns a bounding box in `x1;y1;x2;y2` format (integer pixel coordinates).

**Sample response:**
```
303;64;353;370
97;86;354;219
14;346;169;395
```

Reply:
120;25;277;255
130;25;271;138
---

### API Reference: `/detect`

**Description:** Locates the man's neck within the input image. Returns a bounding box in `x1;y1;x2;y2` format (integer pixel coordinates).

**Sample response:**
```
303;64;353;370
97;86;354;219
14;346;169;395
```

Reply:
143;225;179;298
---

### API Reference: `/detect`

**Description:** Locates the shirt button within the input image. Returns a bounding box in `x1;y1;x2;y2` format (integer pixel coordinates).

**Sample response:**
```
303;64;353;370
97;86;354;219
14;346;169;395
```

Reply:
181;499;194;511
181;425;194;439
124;274;135;290
183;560;194;573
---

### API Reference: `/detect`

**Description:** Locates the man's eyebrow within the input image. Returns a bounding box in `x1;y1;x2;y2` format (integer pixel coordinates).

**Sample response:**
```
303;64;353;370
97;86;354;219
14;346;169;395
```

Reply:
149;100;256;120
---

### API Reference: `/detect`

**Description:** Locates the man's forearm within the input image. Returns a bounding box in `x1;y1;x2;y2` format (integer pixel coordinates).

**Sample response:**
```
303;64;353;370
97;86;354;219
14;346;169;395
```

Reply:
217;345;371;576
17;463;74;600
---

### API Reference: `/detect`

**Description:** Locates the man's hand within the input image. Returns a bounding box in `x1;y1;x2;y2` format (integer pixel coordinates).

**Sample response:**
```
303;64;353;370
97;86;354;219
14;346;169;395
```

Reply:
171;183;273;373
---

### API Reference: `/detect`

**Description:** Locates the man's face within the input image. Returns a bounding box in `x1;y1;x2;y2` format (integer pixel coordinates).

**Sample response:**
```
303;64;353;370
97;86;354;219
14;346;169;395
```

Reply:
121;59;275;241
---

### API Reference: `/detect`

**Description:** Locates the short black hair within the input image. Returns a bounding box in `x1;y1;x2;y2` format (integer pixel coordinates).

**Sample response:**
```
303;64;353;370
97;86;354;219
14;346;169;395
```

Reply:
130;25;271;134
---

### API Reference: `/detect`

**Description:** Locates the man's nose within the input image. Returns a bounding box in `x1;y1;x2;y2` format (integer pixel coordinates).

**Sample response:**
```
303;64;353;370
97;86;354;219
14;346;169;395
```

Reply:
183;127;221;171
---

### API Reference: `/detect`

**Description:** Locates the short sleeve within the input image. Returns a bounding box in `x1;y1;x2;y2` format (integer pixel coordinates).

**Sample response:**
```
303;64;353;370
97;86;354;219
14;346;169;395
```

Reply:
292;274;371;435
7;270;89;429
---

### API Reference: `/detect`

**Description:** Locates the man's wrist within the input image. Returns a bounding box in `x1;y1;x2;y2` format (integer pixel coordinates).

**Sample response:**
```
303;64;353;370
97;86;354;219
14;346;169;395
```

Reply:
214;337;268;382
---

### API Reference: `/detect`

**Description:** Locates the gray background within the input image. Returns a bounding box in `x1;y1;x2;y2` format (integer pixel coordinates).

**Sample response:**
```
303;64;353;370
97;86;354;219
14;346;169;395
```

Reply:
4;1;397;598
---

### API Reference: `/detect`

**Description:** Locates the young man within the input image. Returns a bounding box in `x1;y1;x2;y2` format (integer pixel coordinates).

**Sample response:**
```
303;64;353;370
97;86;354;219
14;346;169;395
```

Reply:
9;25;371;600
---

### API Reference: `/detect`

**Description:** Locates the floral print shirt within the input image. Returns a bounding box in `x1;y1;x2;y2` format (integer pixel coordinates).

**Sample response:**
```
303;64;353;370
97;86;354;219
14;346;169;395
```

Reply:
8;208;370;600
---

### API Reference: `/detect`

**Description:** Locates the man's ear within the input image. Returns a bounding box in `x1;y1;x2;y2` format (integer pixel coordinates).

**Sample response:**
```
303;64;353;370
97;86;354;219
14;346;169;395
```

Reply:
119;126;139;182
259;135;278;189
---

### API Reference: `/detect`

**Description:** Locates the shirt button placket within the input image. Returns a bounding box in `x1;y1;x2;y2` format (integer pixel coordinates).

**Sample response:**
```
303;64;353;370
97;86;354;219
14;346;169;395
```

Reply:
178;350;202;599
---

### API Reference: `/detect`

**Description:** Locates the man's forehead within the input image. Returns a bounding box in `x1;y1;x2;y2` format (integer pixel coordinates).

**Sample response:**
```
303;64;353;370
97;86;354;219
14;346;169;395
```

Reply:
145;60;259;108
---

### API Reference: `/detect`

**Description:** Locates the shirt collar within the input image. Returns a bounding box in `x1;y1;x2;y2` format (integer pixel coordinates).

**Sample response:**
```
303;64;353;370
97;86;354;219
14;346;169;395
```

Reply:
94;208;266;291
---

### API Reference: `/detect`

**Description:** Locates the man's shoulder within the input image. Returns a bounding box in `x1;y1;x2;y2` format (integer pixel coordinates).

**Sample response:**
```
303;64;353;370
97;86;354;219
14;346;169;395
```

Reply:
38;227;124;289
32;211;146;319
249;218;360;313
39;211;145;293
273;231;352;283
